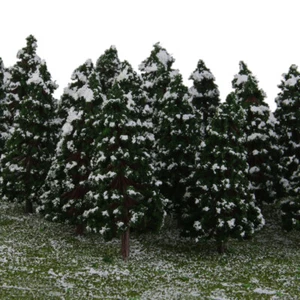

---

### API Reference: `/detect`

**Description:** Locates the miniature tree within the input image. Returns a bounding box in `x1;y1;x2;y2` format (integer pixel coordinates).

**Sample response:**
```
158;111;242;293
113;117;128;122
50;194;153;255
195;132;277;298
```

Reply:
95;45;122;94
275;65;300;230
154;71;200;218
189;59;220;137
0;58;6;152
232;61;277;205
37;60;103;233
84;61;166;261
183;93;265;253
1;36;59;213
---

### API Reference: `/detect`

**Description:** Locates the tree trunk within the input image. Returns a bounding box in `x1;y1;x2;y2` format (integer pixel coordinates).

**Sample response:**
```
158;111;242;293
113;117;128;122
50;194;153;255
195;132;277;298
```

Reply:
25;198;33;214
217;240;227;254
121;228;130;261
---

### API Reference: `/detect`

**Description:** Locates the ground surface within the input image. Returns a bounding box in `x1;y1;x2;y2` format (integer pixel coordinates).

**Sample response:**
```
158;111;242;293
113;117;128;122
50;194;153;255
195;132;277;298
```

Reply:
0;202;299;299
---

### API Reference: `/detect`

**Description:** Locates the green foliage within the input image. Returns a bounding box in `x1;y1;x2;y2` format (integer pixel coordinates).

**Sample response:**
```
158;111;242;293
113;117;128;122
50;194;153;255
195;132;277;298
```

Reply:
189;59;220;137
183;93;264;251
84;61;166;240
232;61;277;205
1;36;58;212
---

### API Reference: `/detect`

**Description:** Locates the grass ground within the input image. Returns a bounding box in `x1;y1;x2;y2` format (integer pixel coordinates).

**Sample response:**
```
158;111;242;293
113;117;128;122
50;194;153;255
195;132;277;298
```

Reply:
0;201;299;299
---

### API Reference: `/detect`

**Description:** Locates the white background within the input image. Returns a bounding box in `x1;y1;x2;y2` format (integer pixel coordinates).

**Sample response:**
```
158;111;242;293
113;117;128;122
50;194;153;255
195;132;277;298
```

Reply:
1;0;300;111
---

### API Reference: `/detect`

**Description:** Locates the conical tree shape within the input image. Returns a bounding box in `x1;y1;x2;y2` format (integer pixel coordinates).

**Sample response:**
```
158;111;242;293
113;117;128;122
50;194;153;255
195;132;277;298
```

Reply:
183;93;264;252
37;60;103;232
189;59;220;137
139;42;175;105
154;71;200;218
84;62;166;261
1;36;59;213
275;65;300;231
95;45;122;94
275;64;300;197
4;35;40;130
232;61;277;205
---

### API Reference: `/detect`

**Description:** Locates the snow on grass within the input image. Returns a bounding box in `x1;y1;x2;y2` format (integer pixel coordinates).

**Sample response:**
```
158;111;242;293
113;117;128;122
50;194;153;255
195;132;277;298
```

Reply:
0;202;300;299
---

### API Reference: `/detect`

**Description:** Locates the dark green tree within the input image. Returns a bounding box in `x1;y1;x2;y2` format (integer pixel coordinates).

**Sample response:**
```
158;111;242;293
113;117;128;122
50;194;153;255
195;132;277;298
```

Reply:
232;61;277;205
1;36;59;213
183;93;264;253
37;60;103;233
0;58;6;152
189;59;220;137
275;65;300;230
84;61;166;260
95;45;122;94
154;72;201;218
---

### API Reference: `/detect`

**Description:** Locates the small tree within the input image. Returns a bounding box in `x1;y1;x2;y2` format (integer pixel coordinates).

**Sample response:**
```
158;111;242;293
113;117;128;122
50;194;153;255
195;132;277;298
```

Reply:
183;93;264;253
1;36;59;213
232;61;277;205
37;60;103;233
189;59;220;137
84;61;166;261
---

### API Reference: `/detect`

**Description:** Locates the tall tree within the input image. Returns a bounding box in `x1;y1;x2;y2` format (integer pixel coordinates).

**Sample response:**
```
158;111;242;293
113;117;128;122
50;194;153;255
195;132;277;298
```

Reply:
84;61;166;261
189;59;220;137
232;61;277;205
1;35;59;213
275;65;300;231
183;93;264;253
37;59;103;233
0;58;6;152
154;71;200;218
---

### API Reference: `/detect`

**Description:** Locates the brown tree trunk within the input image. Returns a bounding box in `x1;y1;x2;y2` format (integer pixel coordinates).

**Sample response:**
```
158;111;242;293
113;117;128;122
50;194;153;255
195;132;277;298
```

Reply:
121;228;130;261
217;240;227;254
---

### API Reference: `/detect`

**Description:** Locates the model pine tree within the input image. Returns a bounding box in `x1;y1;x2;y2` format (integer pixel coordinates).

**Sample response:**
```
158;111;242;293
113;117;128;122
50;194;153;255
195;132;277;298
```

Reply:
189;59;220;137
1;36;59;213
37;60;103;233
183;93;264;253
0;58;6;151
275;65;300;230
154;71;200;218
232;61;277;205
84;61;166;261
95;45;122;94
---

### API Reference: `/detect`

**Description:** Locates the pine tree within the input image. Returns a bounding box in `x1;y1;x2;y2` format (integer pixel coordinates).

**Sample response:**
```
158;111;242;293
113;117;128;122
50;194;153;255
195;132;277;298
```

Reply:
95;45;122;94
189;59;220;137
0;58;6;152
139;42;175;106
183;93;264;253
1;36;59;213
275;65;300;230
37;60;103;233
232;61;277;205
84;61;166;261
154;71;200;218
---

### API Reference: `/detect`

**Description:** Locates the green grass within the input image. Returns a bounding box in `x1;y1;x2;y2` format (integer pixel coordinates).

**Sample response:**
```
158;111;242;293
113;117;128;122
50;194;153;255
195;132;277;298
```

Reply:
0;202;299;299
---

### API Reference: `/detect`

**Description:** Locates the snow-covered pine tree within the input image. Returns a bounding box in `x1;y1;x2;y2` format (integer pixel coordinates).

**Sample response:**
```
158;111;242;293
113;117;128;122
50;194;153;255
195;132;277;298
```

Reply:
84;61;166;261
139;42;175;107
1;36;59;213
154;71;200;219
189;59;220;137
0;58;6;152
274;65;300;230
95;45;122;94
183;93;264;253
37;60;103;233
232;61;277;206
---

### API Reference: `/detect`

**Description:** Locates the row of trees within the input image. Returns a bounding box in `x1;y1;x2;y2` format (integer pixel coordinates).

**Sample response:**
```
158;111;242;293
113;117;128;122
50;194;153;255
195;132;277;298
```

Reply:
0;36;299;259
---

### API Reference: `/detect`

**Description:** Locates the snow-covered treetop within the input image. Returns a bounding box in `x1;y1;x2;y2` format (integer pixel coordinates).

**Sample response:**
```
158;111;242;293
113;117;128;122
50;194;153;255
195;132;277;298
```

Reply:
139;42;175;73
16;35;41;65
232;61;267;104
